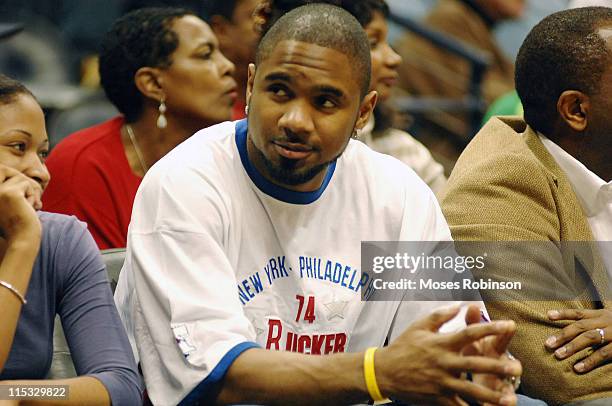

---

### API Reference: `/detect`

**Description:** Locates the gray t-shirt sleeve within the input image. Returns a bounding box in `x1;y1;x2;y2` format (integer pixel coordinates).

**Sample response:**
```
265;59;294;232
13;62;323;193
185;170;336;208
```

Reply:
54;216;142;405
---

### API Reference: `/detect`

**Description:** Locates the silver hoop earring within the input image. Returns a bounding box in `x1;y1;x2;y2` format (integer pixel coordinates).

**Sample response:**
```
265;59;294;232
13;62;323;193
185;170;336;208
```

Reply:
157;98;167;129
244;104;249;116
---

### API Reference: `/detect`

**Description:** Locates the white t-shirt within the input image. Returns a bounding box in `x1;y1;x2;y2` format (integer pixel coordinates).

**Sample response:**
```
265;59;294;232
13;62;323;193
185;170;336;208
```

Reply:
115;120;472;405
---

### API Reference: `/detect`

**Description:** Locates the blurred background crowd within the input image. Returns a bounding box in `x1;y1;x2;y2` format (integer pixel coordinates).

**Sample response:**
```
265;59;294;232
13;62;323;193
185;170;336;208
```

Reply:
0;0;582;172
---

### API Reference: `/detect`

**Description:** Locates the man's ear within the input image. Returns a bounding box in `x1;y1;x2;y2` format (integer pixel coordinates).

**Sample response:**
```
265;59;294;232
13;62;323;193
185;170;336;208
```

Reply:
246;63;256;104
557;90;589;132
134;67;165;102
354;90;378;130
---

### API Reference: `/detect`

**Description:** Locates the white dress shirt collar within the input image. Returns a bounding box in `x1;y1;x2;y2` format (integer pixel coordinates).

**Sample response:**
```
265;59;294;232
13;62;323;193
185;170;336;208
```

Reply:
538;133;612;217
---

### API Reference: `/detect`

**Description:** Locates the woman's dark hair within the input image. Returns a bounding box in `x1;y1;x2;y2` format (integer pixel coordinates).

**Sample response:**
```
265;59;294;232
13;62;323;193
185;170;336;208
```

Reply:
0;73;35;105
203;0;240;21
98;7;195;122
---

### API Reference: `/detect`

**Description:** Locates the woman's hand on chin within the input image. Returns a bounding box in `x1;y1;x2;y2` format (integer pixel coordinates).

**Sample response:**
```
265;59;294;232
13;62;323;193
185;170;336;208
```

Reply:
0;164;42;244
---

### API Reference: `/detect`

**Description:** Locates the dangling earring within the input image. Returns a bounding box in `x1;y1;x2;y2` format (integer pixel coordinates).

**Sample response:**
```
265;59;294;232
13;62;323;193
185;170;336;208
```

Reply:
244;104;249;116
352;129;359;139
157;97;167;129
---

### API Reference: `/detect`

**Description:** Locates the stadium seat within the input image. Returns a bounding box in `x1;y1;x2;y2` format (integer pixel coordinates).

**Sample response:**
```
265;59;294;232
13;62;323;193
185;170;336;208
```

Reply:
101;248;126;294
47;316;76;379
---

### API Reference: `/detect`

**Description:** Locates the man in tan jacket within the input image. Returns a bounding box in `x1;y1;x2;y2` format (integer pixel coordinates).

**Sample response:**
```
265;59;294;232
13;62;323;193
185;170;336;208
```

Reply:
442;7;612;405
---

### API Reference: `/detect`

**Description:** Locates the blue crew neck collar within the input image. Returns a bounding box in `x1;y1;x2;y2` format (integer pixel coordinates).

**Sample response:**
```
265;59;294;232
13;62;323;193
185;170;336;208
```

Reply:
235;119;336;205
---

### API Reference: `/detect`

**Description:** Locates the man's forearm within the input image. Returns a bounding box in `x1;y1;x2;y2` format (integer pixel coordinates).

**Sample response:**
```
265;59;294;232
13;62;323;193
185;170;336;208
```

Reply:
216;348;368;405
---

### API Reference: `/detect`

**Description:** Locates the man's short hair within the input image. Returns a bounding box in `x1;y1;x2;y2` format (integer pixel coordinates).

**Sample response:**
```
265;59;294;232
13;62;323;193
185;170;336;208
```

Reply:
256;3;372;97
98;7;195;122
515;7;612;136
260;0;389;34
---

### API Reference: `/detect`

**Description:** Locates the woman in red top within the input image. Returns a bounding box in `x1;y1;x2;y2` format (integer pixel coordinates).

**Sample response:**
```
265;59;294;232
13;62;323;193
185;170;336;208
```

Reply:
43;7;237;249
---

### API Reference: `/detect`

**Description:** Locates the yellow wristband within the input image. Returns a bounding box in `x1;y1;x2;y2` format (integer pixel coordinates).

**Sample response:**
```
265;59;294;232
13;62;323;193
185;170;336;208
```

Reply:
363;347;386;402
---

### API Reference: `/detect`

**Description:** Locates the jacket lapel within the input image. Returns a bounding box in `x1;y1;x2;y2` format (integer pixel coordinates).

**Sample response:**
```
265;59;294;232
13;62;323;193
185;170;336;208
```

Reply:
522;125;610;304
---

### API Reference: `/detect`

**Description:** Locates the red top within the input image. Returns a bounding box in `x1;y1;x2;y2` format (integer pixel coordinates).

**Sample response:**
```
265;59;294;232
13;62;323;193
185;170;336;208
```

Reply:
232;100;246;121
42;116;141;249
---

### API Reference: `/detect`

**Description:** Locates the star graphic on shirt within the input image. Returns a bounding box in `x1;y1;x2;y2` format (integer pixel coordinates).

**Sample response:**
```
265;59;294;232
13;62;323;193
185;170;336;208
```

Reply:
324;300;349;321
249;317;266;338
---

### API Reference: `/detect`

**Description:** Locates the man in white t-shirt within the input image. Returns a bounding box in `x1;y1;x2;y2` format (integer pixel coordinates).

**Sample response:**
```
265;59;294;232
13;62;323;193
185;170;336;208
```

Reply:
115;4;521;405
